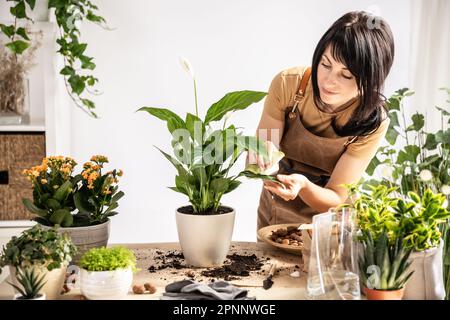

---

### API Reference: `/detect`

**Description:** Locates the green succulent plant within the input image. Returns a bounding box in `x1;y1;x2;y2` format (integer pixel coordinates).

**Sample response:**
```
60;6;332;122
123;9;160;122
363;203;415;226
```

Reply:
8;267;46;299
79;247;137;272
359;229;414;291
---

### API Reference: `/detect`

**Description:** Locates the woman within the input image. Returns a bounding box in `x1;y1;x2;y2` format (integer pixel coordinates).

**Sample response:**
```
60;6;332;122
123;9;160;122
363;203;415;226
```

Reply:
250;11;394;230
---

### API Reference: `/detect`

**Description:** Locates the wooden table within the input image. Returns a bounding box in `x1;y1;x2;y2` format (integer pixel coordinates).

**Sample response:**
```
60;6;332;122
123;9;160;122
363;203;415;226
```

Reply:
0;242;307;300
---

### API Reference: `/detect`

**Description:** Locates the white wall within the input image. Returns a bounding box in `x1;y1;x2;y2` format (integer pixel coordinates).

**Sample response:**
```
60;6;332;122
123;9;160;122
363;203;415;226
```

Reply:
67;0;412;244
1;0;413;243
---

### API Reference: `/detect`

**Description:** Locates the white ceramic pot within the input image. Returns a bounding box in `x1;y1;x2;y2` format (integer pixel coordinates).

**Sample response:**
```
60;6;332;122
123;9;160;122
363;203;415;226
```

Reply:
41;220;110;263
175;206;235;267
80;267;132;300
13;293;46;300
403;240;445;300
9;266;66;300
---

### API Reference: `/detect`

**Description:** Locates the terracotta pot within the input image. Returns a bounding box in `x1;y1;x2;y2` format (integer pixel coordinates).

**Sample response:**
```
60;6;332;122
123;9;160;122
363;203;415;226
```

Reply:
363;286;405;300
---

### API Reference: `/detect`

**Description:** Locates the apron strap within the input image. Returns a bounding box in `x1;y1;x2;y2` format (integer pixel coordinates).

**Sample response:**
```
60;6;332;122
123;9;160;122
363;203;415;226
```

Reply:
288;67;312;119
343;135;358;148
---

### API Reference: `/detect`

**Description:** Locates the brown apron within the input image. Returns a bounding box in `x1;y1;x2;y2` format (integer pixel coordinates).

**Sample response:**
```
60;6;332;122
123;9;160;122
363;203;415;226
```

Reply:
257;67;358;230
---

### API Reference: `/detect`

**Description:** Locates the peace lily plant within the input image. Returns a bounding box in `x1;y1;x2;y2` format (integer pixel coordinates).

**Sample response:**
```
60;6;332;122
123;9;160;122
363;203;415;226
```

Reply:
138;57;270;214
138;57;271;266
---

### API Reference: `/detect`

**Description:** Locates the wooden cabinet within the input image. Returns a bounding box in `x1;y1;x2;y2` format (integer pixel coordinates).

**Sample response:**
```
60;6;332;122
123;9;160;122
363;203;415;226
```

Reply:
0;133;46;220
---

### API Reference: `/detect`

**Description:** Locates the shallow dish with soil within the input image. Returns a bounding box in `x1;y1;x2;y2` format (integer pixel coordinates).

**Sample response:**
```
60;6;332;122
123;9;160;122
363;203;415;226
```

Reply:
257;224;304;256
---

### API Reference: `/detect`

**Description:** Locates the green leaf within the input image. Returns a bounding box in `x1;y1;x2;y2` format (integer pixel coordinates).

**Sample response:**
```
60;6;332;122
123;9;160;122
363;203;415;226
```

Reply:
436;129;450;145
397;145;420;164
185;113;204;144
137;107;185;134
80;55;96;70
60;66;75;76
388;111;400;128
68;75;86;95
61;213;73;227
155;146;188;176
71;43;88;57
10;2;27;19
204;90;267;124
53;180;72;202
104;202;118;214
81;98;96;110
236;135;269;160
410;113;424;131
240;170;283;185
385;127;399;146
15;27;30;40
74;192;93;214
424;134;438;150
45;198;61;211
111;191;124;203
366;155;381;176
86;11;106;24
48;0;65;9
22;199;48;217
25;0;36;9
49;209;71;226
210;178;229;194
436;106;450;116
224;180;241;194
0;24;15;38
5;40;29;55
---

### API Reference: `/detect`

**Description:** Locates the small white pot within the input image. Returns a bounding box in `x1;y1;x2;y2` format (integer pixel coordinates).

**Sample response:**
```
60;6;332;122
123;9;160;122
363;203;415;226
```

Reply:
403;240;445;300
176;206;235;267
80;267;132;300
13;293;46;300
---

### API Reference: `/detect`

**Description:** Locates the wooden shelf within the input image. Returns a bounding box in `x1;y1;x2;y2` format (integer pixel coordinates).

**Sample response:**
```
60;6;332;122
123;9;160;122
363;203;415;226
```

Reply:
0;119;45;132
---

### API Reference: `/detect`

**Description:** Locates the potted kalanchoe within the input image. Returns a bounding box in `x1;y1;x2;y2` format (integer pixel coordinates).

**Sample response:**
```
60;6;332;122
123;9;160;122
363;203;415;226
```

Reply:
21;155;124;262
0;225;76;300
138;57;270;267
79;246;137;300
349;183;450;300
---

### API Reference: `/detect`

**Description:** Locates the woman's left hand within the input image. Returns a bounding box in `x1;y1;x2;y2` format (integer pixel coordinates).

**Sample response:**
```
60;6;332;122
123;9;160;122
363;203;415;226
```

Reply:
263;174;308;201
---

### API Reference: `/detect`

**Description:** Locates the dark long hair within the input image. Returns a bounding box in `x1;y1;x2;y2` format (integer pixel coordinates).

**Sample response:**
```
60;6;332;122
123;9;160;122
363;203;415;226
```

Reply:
311;11;395;137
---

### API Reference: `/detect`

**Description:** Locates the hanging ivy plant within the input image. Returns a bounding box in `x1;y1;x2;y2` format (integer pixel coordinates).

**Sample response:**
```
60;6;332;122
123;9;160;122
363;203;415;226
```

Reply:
0;0;108;118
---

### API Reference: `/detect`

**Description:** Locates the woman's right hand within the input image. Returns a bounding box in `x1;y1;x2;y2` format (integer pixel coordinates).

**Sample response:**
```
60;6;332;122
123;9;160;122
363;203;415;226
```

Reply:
246;140;278;171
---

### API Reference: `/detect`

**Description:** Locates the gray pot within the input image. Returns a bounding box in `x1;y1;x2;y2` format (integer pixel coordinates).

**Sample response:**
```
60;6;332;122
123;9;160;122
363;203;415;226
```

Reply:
403;240;445;300
40;220;110;264
175;207;235;268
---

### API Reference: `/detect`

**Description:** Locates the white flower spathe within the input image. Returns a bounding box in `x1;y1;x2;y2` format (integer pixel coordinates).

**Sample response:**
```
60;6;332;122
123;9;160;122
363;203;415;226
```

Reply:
380;165;394;180
419;169;433;182
178;56;195;79
441;185;450;196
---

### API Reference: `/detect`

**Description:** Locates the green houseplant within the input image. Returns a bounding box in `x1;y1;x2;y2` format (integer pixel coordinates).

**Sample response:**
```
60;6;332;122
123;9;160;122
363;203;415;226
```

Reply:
364;87;450;299
79;247;136;300
0;225;76;299
0;0;108;117
359;229;414;300
138;57;269;267
21;155;124;262
8;267;47;300
348;183;450;300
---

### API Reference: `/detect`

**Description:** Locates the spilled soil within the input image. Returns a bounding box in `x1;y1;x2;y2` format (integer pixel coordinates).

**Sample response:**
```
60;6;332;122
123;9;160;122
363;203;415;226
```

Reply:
147;250;266;281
